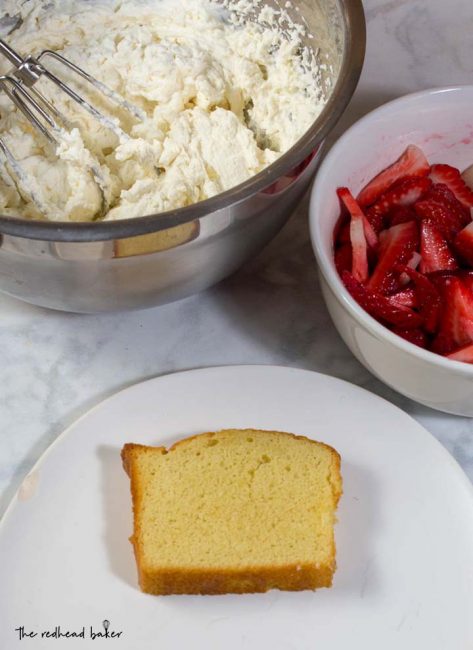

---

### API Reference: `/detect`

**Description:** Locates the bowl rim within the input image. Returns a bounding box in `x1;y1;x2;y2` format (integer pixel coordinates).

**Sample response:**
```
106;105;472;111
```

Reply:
0;0;365;242
309;84;473;376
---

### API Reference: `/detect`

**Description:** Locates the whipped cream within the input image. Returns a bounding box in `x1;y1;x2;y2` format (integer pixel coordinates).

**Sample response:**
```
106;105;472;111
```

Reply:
0;0;326;222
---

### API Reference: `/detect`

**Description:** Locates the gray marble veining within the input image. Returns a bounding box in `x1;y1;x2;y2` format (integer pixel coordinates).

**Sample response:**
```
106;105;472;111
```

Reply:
1;0;473;514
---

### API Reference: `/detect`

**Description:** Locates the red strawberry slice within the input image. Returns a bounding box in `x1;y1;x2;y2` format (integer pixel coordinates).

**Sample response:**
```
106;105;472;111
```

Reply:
357;145;430;207
454;222;473;266
343;197;367;282
462;164;473;190
334;244;352;275
446;343;473;363
430;164;473;208
365;205;385;233
336;221;351;245
461;271;473;292
367;221;418;294
419;222;458;273
427;269;473;288
342;271;423;329
426;182;470;224
366;176;431;231
415;198;465;241
432;276;473;354
392;327;427;348
333;209;351;246
389;205;417;227
429;271;473;299
387;287;418;309
337;187;378;247
337;188;378;282
399;251;421;285
408;250;422;268
424;183;471;241
397;266;442;333
349;220;368;282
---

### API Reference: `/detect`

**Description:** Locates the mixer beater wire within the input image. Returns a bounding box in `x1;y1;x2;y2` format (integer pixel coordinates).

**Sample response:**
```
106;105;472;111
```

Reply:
0;38;146;215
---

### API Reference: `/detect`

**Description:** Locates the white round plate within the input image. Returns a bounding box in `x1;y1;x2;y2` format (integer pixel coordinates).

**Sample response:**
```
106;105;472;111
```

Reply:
1;366;472;649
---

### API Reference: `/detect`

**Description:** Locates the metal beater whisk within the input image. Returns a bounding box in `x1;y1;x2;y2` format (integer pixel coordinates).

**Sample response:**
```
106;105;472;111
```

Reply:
0;38;146;215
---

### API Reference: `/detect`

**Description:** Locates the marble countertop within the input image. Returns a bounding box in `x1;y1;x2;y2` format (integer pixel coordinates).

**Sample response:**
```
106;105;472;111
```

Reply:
1;0;472;515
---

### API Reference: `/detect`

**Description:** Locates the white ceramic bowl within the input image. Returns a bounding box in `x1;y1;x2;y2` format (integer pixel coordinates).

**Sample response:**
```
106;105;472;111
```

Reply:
310;86;473;416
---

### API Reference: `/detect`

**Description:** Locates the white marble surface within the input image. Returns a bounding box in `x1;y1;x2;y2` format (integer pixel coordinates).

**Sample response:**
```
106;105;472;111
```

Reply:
1;0;473;515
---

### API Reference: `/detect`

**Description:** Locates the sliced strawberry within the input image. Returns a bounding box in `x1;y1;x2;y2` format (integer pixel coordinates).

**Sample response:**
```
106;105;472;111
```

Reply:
334;244;352;275
462;164;473;191
377;229;389;259
337;188;378;282
357;145;430;207
415;199;465;241
342;271;423;329
399;251;421;285
426;182;470;224
363;216;378;250
365;205;384;233
416;179;471;239
389;205;417;227
432;276;473;354
392;327;428;348
446;342;473;363
366;176;431;231
461;271;473;292
350;217;368;281
332;146;473;363
454;222;473;266
345;204;367;281
419;222;458;273
427;269;473;288
333;206;351;246
397;266;442;334
430;164;473;208
387;287;418;309
337;222;351;245
337;188;378;247
407;251;422;269
367;221;418;294
429;271;473;304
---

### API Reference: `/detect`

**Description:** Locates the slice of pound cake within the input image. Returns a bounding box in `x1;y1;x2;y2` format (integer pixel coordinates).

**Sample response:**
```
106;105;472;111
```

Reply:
121;429;342;595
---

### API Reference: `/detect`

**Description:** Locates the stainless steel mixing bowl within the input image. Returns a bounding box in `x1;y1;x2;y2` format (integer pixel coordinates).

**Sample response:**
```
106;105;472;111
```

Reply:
0;0;365;312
